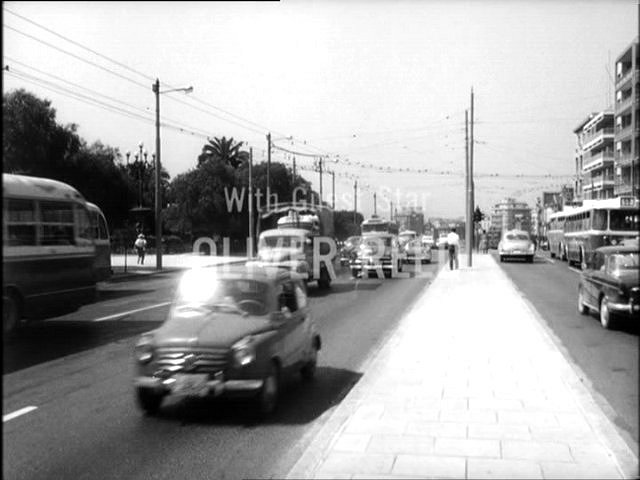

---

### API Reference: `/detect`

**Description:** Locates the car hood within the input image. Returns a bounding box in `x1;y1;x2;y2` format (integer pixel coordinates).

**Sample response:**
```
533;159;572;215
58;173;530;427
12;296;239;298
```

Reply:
154;308;275;348
258;247;304;263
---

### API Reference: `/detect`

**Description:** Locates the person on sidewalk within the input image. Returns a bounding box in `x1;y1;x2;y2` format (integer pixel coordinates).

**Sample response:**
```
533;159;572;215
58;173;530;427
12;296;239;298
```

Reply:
134;234;147;265
479;229;488;254
445;227;460;270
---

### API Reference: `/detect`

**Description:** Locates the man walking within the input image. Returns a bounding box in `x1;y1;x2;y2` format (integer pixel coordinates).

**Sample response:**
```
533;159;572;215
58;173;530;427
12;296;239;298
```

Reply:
446;227;460;270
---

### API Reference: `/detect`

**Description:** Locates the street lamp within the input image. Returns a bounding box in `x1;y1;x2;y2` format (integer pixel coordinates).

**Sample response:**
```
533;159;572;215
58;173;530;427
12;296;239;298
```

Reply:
153;79;193;270
125;142;150;208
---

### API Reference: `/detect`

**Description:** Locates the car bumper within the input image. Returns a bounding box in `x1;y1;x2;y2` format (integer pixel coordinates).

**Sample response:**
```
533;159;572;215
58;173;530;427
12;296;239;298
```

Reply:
134;375;264;398
607;301;640;316
499;251;534;257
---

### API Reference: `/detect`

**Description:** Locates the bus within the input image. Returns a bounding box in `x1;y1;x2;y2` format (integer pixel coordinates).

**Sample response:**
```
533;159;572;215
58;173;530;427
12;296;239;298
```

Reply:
361;215;399;235
562;196;640;267
547;211;568;260
86;202;112;281
3;173;99;336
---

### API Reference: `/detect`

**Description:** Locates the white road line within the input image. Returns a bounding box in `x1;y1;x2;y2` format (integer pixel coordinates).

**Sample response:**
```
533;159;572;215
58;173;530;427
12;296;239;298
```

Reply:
3;406;37;422
92;302;172;322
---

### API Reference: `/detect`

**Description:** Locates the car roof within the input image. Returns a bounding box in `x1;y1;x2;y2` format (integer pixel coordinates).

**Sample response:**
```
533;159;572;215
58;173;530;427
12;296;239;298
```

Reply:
260;228;309;237
595;245;640;255
362;232;394;238
503;230;529;236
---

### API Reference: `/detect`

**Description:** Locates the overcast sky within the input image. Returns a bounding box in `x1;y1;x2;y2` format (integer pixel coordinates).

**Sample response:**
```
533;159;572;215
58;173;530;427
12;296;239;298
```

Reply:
3;0;638;219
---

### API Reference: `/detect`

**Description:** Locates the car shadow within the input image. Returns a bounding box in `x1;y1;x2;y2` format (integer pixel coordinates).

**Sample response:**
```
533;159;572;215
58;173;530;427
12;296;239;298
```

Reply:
307;280;382;297
151;366;363;426
95;289;152;301
3;320;159;374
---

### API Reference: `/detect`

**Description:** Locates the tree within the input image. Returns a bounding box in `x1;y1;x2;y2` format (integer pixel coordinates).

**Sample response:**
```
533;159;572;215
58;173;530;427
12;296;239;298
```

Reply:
197;136;249;169
473;206;485;224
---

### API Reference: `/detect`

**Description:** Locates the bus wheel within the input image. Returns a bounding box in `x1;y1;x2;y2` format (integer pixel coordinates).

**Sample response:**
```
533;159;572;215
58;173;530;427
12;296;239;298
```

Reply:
3;292;21;338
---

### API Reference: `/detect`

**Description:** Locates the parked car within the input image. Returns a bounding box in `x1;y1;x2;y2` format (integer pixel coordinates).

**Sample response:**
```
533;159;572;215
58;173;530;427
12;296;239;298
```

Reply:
498;230;535;263
350;233;404;278
403;238;432;264
133;265;321;417
421;234;435;249
339;236;362;266
577;245;640;329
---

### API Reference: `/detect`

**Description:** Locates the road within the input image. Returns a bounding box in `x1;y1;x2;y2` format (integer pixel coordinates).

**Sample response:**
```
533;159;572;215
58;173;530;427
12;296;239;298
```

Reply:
3;260;441;480
494;251;639;455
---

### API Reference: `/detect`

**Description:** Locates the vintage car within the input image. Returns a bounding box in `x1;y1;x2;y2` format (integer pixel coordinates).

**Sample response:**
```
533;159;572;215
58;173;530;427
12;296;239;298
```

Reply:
498;229;535;263
577;245;640;329
133;265;321;416
350;233;404;278
403;238;432;264
339;236;362;266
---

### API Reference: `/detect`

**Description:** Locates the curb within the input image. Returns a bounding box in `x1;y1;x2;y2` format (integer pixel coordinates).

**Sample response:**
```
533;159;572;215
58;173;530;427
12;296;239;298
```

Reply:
105;258;248;283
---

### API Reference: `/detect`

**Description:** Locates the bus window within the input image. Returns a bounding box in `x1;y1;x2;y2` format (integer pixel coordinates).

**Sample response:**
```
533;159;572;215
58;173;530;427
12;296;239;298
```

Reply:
97;213;109;239
592;210;607;231
7;199;37;246
610;210;640;231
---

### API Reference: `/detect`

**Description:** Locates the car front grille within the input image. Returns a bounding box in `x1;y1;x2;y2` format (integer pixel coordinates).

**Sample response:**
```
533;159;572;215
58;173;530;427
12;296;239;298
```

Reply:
154;347;229;375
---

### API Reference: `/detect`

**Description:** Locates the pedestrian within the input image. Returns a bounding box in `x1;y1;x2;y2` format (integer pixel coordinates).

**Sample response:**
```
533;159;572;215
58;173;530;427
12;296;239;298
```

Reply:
479;229;488;254
134;233;147;265
445;227;460;270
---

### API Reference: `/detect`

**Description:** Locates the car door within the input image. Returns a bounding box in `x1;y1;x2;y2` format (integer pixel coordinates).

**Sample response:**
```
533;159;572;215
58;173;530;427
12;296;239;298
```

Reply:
587;252;607;307
277;279;305;368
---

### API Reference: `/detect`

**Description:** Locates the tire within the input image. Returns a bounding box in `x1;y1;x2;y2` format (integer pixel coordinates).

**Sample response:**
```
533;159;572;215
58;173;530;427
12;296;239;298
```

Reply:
550;251;556;259
527;255;534;263
599;297;615;330
317;267;331;290
136;388;164;415
3;292;21;338
351;268;359;279
300;342;318;381
256;362;279;417
499;255;504;262
577;286;589;315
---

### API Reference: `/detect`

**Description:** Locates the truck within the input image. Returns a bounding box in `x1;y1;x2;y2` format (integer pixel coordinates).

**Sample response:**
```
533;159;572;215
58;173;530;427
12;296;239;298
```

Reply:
251;202;336;289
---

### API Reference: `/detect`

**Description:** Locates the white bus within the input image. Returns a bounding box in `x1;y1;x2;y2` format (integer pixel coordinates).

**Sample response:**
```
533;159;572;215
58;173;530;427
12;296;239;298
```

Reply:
87;202;112;282
361;215;399;235
562;196;640;267
3;173;99;335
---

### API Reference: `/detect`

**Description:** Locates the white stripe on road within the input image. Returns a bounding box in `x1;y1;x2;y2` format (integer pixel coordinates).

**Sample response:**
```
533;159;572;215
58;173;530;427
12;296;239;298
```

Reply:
3;406;37;422
92;302;172;322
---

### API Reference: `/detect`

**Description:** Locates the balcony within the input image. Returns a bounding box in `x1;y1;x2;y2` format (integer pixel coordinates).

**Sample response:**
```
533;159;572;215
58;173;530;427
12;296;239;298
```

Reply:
615;123;634;139
616;68;638;88
582;128;615;150
614;178;637;197
583;174;615;191
582;151;614;172
616;152;639;167
615;94;635;113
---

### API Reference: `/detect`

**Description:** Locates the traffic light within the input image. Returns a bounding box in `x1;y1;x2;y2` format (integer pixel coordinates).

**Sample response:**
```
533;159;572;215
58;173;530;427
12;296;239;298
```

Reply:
473;207;484;223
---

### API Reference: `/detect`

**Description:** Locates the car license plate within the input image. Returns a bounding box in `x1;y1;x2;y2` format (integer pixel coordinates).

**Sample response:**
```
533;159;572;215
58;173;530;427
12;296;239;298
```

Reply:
172;373;209;397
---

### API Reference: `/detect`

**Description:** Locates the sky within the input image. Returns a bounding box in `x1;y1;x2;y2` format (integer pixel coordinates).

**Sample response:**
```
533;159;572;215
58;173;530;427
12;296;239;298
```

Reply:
3;0;638;220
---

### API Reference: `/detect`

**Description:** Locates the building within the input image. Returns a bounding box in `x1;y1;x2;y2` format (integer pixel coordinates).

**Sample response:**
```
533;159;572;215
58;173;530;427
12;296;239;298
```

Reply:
614;38;639;199
487;198;532;247
396;205;424;234
573;112;615;201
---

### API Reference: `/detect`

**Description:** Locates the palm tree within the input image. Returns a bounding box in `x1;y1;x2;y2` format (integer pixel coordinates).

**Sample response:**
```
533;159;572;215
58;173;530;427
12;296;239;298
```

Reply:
198;136;248;169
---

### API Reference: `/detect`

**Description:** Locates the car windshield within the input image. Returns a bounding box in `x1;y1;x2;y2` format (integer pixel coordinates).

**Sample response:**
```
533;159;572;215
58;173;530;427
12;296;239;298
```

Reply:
175;275;271;316
259;235;305;249
362;237;392;250
608;253;639;271
505;233;529;241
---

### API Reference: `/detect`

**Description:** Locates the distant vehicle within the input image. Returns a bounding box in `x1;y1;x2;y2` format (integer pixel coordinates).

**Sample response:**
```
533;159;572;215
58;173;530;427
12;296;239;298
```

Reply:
421;234;435;249
339;235;361;266
436;233;449;249
86;202;112;282
398;230;417;247
350;233;404;278
3;173;97;336
578;245;639;329
133;265;321;416
547;197;639;267
538;236;549;251
361;215;399;235
498;229;535;263
403;238;432;264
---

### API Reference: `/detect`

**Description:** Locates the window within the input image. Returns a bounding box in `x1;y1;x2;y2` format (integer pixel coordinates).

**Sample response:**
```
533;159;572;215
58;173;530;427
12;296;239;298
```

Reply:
40;201;75;245
278;281;297;312
76;208;93;243
6;199;37;246
592;210;607;230
610;210;640;231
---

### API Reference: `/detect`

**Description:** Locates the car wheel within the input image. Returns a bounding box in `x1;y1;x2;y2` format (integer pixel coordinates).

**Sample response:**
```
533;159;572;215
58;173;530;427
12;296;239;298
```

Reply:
350;268;359;279
300;342;318;381
318;267;331;289
599;297;615;330
577;286;589;315
136;388;164;415
527;255;534;263
256;362;280;417
3;291;21;338
499;255;504;262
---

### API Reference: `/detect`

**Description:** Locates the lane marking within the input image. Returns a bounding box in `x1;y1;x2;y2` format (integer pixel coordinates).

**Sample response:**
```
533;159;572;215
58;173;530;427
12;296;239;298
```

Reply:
3;406;37;422
92;302;172;322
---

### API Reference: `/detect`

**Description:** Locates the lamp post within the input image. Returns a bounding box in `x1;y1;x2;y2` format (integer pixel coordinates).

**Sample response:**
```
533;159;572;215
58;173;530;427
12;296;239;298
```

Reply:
153;79;193;270
125;142;151;208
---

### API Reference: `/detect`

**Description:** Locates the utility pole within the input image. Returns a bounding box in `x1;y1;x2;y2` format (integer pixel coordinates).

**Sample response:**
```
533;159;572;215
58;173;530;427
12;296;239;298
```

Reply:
153;78;162;270
353;180;358;224
331;171;336;209
292;155;296;184
465;108;471;266
390;200;393;222
374;192;377;215
248;147;254;258
266;132;271;208
470;88;475;266
318;157;323;204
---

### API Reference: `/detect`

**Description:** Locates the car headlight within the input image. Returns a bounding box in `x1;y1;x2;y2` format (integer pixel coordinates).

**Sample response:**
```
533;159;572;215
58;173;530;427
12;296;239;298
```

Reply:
135;334;154;364
232;336;256;367
528;244;535;252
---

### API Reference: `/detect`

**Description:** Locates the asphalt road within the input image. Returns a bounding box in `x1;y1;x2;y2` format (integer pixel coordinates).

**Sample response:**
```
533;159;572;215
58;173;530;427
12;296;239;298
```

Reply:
3;260;441;480
494;251;639;455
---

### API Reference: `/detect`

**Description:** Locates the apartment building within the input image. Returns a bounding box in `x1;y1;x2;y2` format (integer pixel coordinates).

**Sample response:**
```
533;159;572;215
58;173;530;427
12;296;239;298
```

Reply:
487;197;532;247
396;205;424;234
614;38;639;199
573;111;615;201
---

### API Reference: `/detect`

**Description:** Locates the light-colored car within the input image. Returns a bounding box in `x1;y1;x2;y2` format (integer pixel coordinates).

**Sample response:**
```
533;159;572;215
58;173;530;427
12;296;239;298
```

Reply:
403;239;432;264
350;233;404;278
498;230;535;263
133;265;321;417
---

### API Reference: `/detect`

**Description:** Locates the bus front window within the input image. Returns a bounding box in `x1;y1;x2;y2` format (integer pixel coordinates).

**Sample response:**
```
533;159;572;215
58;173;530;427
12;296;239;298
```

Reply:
609;210;640;231
592;210;607;231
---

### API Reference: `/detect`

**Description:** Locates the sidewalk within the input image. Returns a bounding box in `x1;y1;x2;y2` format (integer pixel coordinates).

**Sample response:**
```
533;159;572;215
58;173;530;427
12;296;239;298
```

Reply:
287;254;638;479
108;253;247;279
